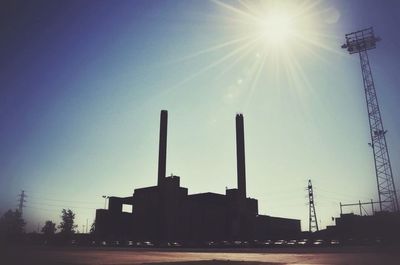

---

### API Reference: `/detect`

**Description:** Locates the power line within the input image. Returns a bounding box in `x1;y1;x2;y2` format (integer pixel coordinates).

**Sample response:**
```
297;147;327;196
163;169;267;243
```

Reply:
28;196;99;205
25;205;60;213
316;187;372;200
28;201;96;210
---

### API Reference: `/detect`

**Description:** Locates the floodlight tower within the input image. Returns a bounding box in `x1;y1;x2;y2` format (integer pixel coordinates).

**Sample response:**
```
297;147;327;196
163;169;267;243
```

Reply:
342;27;399;212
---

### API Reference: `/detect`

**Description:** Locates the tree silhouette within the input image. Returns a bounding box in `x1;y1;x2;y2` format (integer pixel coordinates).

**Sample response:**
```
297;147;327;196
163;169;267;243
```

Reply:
58;209;77;236
41;220;56;237
0;209;26;243
90;220;96;234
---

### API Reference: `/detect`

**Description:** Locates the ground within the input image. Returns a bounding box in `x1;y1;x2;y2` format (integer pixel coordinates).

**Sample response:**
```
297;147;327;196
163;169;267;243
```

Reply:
1;246;399;265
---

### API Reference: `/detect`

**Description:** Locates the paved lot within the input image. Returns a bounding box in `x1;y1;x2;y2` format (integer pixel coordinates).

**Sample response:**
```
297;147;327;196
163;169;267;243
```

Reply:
2;246;399;265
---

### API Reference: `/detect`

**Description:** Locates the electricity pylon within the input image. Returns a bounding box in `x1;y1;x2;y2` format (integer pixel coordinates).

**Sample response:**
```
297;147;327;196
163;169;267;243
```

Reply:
18;190;26;215
308;180;319;232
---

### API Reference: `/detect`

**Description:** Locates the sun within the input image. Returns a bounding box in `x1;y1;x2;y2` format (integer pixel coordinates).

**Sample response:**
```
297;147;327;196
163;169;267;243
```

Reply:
236;1;318;51
258;10;295;46
200;0;325;56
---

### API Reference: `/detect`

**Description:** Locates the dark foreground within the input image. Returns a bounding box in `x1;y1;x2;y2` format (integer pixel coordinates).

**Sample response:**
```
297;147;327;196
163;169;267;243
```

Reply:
1;246;399;265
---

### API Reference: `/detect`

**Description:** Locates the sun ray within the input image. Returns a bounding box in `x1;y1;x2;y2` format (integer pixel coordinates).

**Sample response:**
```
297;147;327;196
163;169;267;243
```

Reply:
243;51;268;111
156;35;263;99
237;0;263;17
163;33;259;66
213;41;260;80
210;0;262;24
295;33;343;56
292;0;324;19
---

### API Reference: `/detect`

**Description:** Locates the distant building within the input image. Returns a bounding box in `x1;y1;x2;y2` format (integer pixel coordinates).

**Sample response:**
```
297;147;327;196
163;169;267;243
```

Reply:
327;212;400;241
95;111;300;242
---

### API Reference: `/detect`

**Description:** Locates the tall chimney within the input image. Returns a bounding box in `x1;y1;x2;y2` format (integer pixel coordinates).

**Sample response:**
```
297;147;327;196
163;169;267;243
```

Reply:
158;110;168;186
236;113;246;199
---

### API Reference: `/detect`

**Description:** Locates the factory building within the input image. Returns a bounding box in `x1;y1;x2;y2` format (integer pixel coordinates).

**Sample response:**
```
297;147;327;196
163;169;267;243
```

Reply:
324;212;400;242
95;111;300;242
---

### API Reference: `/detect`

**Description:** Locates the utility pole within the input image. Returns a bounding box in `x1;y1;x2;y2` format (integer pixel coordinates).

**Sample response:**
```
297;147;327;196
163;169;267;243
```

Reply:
308;180;319;232
342;27;399;212
17;190;27;216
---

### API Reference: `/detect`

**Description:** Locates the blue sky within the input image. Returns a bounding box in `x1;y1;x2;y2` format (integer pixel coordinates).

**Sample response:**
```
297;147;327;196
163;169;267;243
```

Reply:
1;0;400;232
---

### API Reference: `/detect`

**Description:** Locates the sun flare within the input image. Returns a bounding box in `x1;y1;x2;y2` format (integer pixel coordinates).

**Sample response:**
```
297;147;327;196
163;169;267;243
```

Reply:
232;1;320;52
259;10;295;46
167;0;341;107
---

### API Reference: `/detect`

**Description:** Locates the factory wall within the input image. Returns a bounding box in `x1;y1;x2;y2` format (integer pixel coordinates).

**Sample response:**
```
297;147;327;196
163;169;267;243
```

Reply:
95;176;301;241
184;192;229;241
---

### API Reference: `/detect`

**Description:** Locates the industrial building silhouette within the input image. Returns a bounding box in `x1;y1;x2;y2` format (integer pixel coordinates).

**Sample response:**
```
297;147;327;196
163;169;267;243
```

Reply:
95;111;300;242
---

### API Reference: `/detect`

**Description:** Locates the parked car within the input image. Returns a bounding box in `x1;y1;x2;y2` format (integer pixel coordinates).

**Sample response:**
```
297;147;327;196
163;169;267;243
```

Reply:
136;241;154;247
273;240;287;247
233;240;243;247
312;239;326;246
110;240;120;247
220;240;232;247
206;241;217;247
170;242;182;247
251;240;272;248
330;239;341;246
297;239;310;246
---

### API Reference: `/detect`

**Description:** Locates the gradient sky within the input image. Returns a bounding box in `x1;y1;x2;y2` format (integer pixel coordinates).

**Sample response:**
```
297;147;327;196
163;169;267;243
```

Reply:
1;0;400;233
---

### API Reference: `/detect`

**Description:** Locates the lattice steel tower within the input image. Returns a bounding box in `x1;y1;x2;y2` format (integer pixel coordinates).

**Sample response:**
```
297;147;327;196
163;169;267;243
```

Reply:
18;190;26;215
308;179;319;232
342;27;399;212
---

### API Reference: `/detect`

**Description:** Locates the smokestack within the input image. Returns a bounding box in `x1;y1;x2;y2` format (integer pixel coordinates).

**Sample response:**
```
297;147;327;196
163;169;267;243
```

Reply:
236;113;246;199
158;110;168;186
